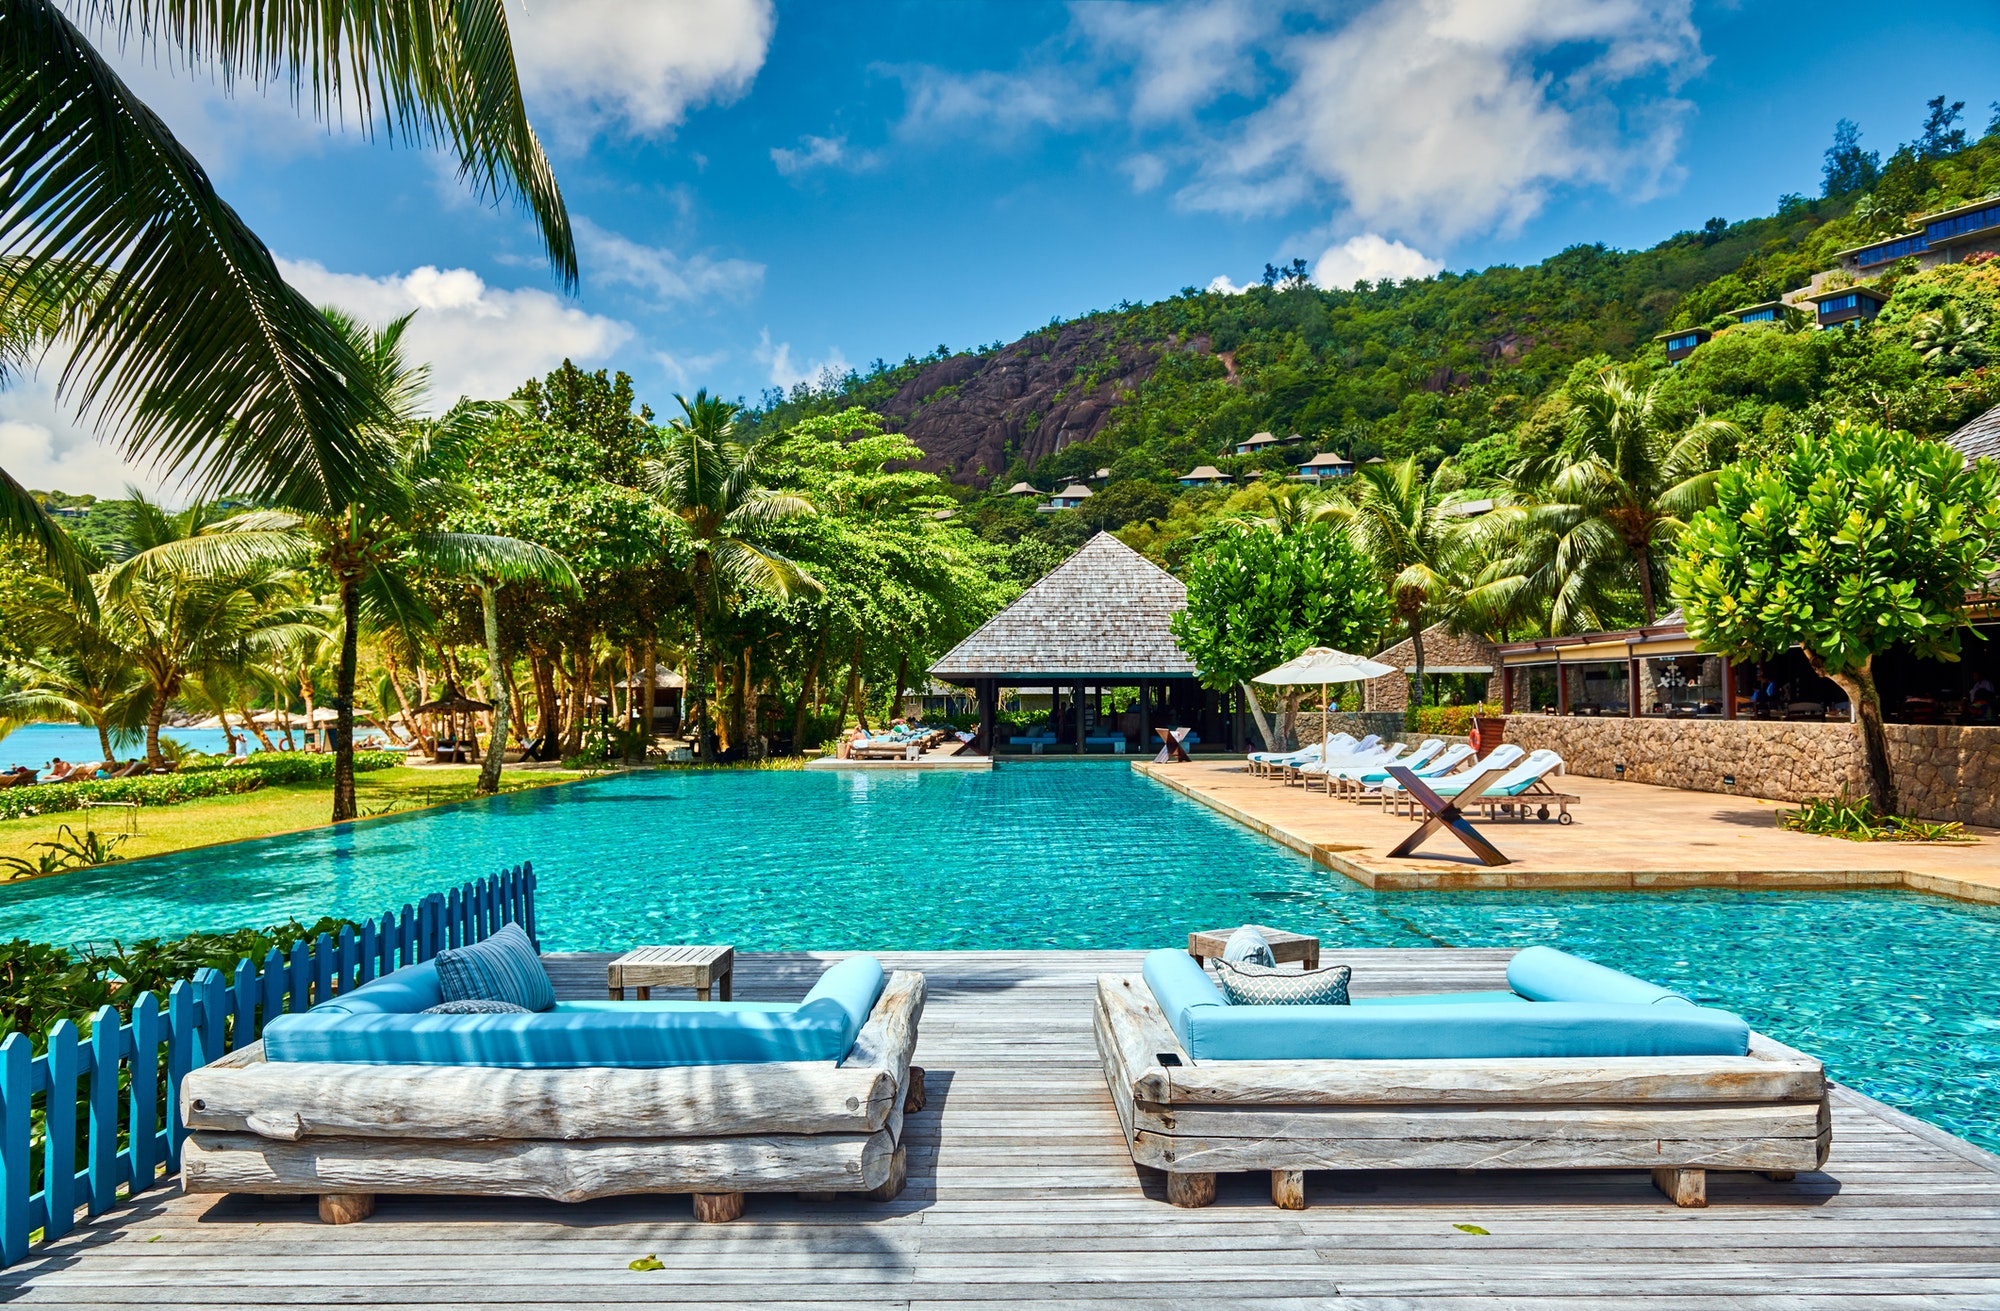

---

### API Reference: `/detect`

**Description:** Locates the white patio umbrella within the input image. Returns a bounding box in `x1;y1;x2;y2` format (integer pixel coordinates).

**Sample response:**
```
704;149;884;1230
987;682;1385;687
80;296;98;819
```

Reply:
1252;647;1399;749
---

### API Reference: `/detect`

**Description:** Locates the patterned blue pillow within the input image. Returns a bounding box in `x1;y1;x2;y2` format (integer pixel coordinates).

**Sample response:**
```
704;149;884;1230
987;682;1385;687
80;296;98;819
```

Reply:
1214;960;1351;1006
422;999;531;1015
432;923;555;1012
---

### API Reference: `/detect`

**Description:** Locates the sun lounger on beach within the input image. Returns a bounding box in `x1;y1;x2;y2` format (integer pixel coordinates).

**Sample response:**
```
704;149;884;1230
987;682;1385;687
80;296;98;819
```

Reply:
1337;741;1475;800
1248;739;1334;777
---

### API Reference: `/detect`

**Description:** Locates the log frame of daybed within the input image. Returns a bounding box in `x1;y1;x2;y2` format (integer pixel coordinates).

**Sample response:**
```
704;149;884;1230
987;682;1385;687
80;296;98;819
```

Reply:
180;969;925;1224
1093;973;1829;1211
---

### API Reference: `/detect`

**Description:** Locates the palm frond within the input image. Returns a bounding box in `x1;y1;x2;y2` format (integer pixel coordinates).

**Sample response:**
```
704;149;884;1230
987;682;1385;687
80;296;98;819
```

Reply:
1;1;393;512
712;538;820;599
0;463;96;607
408;531;578;591
82;0;575;287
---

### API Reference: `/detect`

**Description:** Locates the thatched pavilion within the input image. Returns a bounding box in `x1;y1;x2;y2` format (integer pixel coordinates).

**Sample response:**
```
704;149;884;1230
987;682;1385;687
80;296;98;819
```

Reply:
930;533;1244;754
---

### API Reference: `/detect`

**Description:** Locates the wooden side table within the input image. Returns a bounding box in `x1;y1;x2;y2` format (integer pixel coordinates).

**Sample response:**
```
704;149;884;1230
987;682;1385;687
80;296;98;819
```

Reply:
1187;926;1321;970
608;945;734;1001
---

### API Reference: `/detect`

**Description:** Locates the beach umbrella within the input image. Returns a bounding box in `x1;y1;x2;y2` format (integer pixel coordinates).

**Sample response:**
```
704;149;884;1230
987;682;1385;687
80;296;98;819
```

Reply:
189;715;229;730
1252;647;1399;748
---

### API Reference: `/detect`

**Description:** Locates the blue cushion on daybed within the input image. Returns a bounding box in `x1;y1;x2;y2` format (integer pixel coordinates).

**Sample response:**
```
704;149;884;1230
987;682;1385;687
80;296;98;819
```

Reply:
1141;948;1747;1061
263;954;886;1068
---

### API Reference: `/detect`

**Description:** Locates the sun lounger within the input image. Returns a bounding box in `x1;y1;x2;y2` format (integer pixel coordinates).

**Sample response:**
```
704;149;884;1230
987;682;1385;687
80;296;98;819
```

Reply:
182;953;927;1224
1278;734;1379;784
1249;739;1335;777
1318;739;1445;795
1341;742;1477;801
1095;946;1829;1211
1459;749;1577;823
1380;745;1524;815
1296;741;1406;793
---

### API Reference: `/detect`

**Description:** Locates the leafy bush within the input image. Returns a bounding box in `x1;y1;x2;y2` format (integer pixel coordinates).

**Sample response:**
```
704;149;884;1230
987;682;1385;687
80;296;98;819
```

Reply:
0;916;357;1049
0;751;403;822
1405;703;1502;736
1777;795;1973;843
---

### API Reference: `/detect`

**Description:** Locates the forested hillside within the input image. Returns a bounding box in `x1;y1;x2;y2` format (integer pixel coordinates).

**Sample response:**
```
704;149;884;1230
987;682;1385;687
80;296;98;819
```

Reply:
753;107;2000;514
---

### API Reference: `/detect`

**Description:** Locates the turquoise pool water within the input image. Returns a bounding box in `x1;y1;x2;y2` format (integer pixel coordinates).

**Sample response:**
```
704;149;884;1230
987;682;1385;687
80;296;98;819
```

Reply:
2;761;1996;1152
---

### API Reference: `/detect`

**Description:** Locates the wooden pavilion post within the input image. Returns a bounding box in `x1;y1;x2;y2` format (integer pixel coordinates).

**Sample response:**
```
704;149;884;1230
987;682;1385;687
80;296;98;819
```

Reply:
1074;681;1087;754
1138;680;1151;755
978;680;996;756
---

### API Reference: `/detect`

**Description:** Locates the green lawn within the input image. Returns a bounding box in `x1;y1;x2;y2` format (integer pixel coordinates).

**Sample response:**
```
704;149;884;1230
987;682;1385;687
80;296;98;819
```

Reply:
0;765;591;869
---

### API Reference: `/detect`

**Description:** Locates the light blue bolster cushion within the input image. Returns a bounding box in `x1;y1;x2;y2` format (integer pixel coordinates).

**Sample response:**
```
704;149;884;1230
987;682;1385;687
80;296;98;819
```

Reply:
1140;948;1747;1061
1505;945;1694;1006
263;955;886;1068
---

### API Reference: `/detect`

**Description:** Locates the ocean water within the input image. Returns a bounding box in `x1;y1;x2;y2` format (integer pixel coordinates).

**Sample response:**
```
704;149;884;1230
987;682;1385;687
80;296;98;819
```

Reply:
0;760;1994;1151
0;722;250;768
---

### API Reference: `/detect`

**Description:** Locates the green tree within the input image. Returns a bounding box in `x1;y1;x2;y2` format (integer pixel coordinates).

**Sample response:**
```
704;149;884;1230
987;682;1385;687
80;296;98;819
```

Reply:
1326;456;1475;706
2;0;574;575
642;391;818;763
1673;424;2000;813
117;313;575;816
1169;524;1390;749
1476;370;1737;634
0;576;148;760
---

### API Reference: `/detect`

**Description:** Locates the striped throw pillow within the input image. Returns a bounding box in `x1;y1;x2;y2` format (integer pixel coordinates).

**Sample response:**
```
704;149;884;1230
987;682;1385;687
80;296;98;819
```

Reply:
1214;960;1351;1006
432;923;555;1012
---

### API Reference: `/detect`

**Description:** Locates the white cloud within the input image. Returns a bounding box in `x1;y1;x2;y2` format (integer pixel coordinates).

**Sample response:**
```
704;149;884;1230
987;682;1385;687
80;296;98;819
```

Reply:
508;0;774;142
1182;0;1705;240
1311;234;1444;289
0;369;170;501
1122;153;1168;193
656;349;731;389
279;260;632;406
754;330;849;392
1206;273;1251;295
771;134;878;177
574;218;764;304
1075;0;1275;123
892;66;1113;141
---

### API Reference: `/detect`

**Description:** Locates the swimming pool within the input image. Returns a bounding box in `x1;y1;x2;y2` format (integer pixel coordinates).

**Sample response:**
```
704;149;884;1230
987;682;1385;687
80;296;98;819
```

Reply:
2;761;1996;1152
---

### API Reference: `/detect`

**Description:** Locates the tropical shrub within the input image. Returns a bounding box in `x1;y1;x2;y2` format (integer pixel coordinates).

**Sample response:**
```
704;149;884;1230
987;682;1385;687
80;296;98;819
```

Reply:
1674;423;2000;812
1406;703;1503;736
1777;795;1972;843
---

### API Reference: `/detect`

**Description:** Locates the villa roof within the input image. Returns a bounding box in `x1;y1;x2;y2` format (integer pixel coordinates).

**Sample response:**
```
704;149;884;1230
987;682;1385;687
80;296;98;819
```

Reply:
1805;283;1887;305
929;532;1198;681
1181;465;1227;480
1947;404;2000;464
1005;481;1040;495
1299;452;1350;466
1053;483;1093;499
1237;433;1279;447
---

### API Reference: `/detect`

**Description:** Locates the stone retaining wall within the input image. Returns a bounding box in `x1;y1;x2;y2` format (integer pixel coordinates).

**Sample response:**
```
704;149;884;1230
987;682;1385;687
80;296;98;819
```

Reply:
1387;715;2000;826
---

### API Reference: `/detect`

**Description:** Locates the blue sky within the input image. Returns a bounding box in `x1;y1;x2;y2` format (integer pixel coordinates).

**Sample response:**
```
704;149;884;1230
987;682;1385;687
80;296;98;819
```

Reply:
10;0;2000;495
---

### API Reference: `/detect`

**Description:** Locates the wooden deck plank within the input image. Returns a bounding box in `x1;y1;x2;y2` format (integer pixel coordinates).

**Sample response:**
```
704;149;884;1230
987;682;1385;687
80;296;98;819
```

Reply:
5;950;1997;1308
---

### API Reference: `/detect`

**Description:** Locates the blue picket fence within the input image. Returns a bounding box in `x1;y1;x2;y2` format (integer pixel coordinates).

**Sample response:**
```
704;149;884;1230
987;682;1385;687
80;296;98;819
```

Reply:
0;861;536;1267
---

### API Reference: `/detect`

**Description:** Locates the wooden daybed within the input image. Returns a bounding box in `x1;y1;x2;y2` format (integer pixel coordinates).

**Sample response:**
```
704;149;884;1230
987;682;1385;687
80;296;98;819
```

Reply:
1093;973;1829;1210
180;970;925;1224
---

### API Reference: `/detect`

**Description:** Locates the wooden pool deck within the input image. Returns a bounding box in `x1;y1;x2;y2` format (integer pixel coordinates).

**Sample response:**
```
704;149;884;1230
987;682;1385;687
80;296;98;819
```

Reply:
10;949;2000;1308
1137;759;2000;903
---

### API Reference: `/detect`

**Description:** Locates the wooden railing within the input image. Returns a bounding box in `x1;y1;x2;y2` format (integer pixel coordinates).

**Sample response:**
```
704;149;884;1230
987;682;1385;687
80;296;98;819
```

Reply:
0;861;536;1266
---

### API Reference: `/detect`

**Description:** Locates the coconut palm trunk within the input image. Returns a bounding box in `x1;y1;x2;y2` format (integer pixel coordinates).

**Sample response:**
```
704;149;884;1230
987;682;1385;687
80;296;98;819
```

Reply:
332;577;361;820
476;582;509;796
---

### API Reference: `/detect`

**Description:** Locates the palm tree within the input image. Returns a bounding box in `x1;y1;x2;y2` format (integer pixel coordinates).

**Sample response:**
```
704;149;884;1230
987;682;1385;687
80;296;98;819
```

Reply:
1474;371;1737;633
1326;456;1473;708
116;313;575;817
1;0;573;581
1913;303;1989;373
98;499;325;765
0;258;106;602
641;392;818;764
0;576;149;759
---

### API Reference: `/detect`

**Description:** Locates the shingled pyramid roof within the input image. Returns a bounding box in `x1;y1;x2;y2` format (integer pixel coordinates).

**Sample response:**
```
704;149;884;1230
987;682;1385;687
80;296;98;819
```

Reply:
1947;404;2000;464
929;532;1198;681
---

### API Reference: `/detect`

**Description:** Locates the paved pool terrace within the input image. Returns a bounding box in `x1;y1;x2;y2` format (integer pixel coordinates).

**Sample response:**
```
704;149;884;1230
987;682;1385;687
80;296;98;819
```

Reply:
1138;759;2000;903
